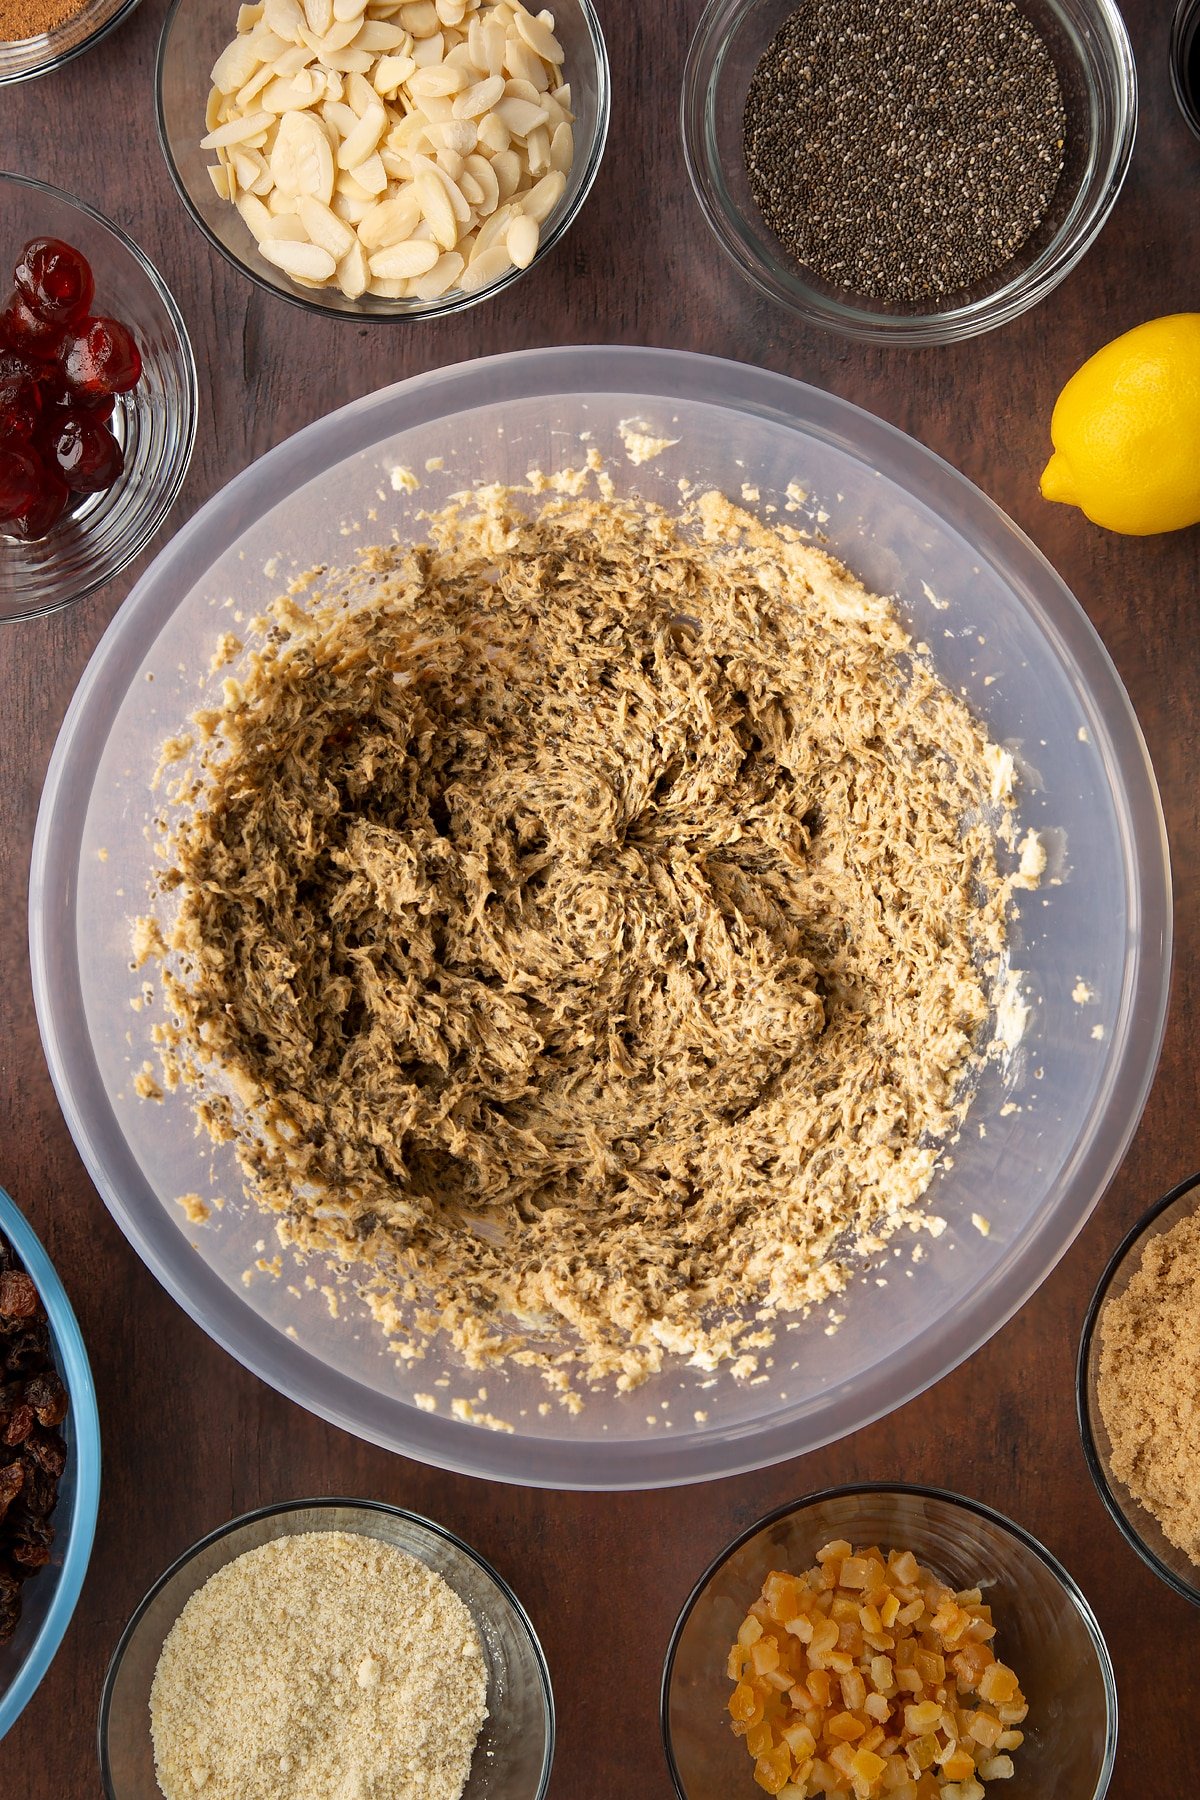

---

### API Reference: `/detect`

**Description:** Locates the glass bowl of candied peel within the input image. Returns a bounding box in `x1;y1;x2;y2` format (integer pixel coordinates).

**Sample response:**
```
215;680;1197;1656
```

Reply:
661;1484;1117;1800
0;1183;100;1742
0;173;197;623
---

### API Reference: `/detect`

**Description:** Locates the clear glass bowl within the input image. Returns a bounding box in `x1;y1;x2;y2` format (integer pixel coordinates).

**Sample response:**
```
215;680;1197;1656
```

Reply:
30;346;1171;1490
0;173;198;624
0;0;141;87
661;1485;1118;1800
1171;0;1200;139
98;1498;554;1799
154;0;610;322
681;0;1137;344
1077;1171;1200;1608
0;1184;101;1741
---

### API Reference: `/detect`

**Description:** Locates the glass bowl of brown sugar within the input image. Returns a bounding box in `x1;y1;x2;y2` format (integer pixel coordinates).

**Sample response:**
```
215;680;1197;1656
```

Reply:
0;0;143;87
681;0;1137;344
1078;1170;1200;1608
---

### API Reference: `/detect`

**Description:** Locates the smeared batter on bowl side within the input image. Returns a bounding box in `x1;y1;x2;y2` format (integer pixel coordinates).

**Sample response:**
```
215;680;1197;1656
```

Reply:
137;481;1025;1394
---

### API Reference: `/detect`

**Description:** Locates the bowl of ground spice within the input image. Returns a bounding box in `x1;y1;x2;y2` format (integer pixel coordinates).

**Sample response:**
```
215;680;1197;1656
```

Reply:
1078;1171;1200;1608
99;1497;554;1800
681;0;1137;343
0;0;141;87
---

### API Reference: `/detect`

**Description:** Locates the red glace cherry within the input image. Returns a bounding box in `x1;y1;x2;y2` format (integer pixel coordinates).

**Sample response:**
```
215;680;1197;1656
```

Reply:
14;239;95;328
1;238;138;541
6;469;69;540
0;447;44;524
59;317;142;398
0;291;65;357
41;411;124;493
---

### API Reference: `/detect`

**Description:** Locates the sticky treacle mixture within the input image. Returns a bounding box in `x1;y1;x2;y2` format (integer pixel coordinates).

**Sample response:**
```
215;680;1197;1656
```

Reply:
138;483;1023;1390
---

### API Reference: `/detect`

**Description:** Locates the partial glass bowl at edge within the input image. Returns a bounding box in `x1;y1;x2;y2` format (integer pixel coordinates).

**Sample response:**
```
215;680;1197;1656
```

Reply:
662;1486;1118;1800
0;0;141;87
0;172;197;624
1078;1171;1200;1608
98;1498;554;1800
154;0;610;322
29;345;1171;1491
681;0;1137;343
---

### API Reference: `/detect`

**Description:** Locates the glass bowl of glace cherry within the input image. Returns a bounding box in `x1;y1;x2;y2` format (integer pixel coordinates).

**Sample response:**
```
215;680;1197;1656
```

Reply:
0;173;196;623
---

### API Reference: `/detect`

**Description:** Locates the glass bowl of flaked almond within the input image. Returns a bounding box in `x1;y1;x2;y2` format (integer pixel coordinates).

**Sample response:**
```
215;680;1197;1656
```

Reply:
155;0;610;319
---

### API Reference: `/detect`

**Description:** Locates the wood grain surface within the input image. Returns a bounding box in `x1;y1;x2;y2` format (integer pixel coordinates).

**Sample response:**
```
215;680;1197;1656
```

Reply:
2;1;1199;1793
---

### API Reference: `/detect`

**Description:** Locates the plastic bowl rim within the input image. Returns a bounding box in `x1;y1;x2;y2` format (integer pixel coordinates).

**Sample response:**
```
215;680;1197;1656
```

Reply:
0;168;199;624
30;344;1173;1490
0;0;144;89
153;0;611;323
96;1493;556;1800
1076;1168;1200;1610
659;1480;1119;1800
0;1183;101;1741
679;0;1139;345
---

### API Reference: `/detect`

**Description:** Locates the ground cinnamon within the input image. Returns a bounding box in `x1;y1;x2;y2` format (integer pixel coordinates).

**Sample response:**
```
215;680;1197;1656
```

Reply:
1;0;88;45
1096;1209;1200;1567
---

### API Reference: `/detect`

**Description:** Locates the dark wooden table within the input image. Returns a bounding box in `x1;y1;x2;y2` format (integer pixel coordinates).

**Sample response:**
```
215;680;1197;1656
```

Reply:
3;1;1198;1793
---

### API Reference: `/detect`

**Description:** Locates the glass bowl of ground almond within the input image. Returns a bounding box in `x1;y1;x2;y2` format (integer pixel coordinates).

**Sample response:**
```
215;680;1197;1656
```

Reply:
681;0;1137;343
99;1498;555;1800
662;1485;1118;1799
1078;1171;1200;1608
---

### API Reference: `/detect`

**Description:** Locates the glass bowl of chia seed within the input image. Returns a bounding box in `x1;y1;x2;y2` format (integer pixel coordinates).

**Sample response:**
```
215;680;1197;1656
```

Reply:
681;0;1137;344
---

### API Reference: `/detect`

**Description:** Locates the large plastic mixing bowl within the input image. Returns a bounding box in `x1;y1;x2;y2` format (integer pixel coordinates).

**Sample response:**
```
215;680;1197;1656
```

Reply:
29;347;1170;1490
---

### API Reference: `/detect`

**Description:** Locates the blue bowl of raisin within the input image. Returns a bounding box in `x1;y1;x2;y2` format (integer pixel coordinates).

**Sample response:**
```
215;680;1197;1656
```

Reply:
0;1184;100;1741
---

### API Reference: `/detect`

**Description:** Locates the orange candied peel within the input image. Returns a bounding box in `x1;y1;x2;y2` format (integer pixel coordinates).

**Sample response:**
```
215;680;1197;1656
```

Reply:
725;1540;1028;1798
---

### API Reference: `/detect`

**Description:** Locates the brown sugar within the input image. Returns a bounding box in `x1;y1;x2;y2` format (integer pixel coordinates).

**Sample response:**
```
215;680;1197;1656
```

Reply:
0;0;88;44
1096;1210;1200;1567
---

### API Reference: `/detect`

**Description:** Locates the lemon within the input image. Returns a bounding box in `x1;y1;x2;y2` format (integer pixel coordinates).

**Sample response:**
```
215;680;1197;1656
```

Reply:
1040;313;1200;535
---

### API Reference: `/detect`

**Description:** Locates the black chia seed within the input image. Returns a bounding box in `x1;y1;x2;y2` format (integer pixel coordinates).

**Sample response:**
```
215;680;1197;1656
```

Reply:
742;0;1067;303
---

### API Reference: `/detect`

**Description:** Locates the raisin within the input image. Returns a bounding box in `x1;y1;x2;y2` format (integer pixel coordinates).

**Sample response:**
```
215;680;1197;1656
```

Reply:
9;1519;53;1569
22;1370;67;1428
1;1407;32;1448
0;1273;39;1322
0;1462;24;1525
0;1571;20;1645
3;1322;51;1372
23;1430;66;1479
15;1458;56;1518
